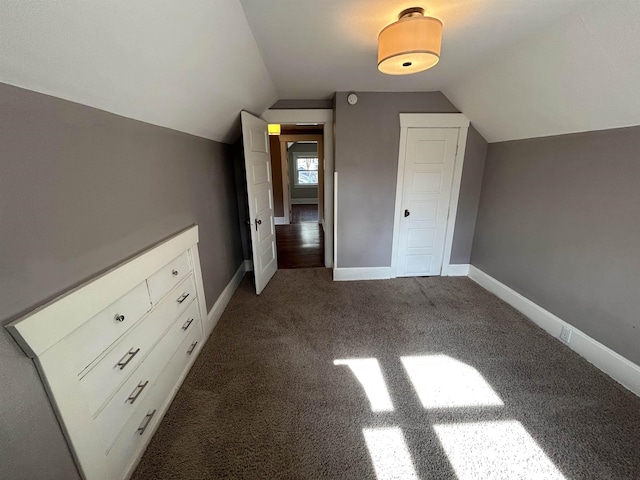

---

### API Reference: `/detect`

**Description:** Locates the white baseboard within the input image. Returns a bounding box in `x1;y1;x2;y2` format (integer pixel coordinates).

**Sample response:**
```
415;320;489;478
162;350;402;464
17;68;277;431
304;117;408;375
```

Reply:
205;263;246;338
244;259;253;272
291;198;318;205
333;266;392;281
468;265;640;397
443;264;470;276
274;217;288;225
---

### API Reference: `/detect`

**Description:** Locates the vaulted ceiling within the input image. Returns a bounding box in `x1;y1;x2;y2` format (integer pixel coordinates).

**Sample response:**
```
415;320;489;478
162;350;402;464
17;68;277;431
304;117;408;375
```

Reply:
0;1;277;143
444;0;640;142
2;0;638;144
239;0;585;98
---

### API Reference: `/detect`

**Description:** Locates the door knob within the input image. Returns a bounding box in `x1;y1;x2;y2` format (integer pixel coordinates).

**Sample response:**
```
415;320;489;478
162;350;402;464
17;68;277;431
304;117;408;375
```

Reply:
255;219;262;231
404;209;410;217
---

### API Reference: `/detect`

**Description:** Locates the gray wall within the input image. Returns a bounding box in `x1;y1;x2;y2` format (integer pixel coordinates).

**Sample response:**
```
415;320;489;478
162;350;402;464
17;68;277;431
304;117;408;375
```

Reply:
271;98;333;110
334;91;486;268
450;126;488;263
0;83;244;479
471;126;640;365
233;140;251;261
289;142;319;200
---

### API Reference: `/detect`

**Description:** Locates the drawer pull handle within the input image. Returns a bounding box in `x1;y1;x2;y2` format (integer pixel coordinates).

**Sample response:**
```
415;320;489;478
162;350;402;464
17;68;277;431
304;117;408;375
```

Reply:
116;348;140;370
127;380;149;404
187;341;198;355
114;314;125;322
182;318;194;331
137;409;157;435
172;269;179;276
177;293;190;304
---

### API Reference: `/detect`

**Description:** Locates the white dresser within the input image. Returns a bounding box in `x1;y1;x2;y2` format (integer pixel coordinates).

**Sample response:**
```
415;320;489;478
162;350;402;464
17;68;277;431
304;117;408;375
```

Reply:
7;226;211;480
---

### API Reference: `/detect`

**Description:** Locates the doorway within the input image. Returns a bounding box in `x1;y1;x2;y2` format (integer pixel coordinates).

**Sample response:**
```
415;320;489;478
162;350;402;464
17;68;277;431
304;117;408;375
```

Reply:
263;109;334;269
270;127;325;269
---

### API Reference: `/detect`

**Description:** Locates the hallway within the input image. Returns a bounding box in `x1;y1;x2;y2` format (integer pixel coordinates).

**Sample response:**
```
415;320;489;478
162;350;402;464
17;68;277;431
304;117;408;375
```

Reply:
276;205;324;269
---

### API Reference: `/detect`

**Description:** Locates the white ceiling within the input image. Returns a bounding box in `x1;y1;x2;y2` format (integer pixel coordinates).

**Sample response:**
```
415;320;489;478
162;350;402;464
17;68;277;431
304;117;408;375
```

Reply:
0;0;277;143
239;0;587;98
2;0;639;143
444;0;640;142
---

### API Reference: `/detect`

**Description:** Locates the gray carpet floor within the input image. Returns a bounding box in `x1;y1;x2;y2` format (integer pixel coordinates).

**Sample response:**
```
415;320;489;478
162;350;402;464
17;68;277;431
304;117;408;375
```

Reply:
132;268;640;479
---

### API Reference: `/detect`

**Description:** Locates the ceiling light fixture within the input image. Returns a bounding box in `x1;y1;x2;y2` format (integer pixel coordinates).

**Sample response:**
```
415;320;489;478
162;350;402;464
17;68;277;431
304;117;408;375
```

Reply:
378;7;442;75
268;124;281;136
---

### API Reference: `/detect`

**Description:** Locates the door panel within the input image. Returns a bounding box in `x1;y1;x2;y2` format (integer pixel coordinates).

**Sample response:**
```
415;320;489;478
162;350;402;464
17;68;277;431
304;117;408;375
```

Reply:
415;140;446;163
408;228;436;249
253;187;272;214
257;211;274;244
251;163;270;184
397;128;459;277
405;255;433;274
249;127;269;153
241;111;278;294
412;172;443;193
409;200;439;221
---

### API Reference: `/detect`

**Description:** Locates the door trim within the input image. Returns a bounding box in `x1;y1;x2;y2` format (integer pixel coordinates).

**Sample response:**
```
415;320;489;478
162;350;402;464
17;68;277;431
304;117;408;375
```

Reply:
279;139;291;224
262;109;334;268
391;113;470;278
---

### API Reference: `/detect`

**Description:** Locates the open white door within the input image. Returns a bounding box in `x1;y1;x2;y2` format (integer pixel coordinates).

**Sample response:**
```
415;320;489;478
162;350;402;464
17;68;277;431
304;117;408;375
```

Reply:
241;111;278;294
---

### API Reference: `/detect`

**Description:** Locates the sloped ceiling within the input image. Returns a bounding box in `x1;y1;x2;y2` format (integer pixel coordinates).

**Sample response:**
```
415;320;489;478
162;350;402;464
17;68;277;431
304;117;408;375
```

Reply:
0;0;277;143
2;1;639;144
444;1;640;142
239;0;586;99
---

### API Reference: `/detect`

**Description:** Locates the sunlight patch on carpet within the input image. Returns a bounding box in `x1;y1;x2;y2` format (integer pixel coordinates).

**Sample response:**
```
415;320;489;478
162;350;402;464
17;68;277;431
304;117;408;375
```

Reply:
362;427;419;480
401;355;504;409
334;358;394;412
434;420;566;480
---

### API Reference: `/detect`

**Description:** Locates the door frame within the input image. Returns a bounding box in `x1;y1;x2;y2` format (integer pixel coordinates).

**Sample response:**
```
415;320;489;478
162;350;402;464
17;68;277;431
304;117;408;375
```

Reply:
262;109;334;268
391;113;470;278
279;134;323;225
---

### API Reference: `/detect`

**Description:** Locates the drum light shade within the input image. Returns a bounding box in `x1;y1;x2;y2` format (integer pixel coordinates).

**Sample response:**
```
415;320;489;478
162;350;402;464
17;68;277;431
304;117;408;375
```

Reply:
378;7;442;75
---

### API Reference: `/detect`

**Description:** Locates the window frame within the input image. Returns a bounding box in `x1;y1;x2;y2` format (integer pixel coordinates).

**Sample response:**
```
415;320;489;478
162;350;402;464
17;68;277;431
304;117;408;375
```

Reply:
293;153;319;187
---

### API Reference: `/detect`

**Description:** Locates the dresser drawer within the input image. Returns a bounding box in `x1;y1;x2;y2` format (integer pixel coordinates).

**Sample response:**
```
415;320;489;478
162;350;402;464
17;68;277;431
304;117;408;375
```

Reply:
80;275;198;415
94;302;201;450
106;323;203;478
162;317;204;391
147;251;192;305
66;282;151;374
5;227;209;480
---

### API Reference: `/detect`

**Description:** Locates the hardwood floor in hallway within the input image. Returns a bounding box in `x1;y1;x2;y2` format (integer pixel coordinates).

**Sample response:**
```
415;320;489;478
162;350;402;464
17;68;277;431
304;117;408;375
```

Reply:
276;204;324;269
290;203;318;224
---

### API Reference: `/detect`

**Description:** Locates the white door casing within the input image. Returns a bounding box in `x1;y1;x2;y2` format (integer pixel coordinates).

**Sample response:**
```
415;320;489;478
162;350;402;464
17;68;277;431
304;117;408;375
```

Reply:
241;111;277;294
279;140;291;225
392;113;470;278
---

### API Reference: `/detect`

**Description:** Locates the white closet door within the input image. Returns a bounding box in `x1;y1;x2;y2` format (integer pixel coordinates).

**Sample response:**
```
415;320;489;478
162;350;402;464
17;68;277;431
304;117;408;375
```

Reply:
396;128;459;277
